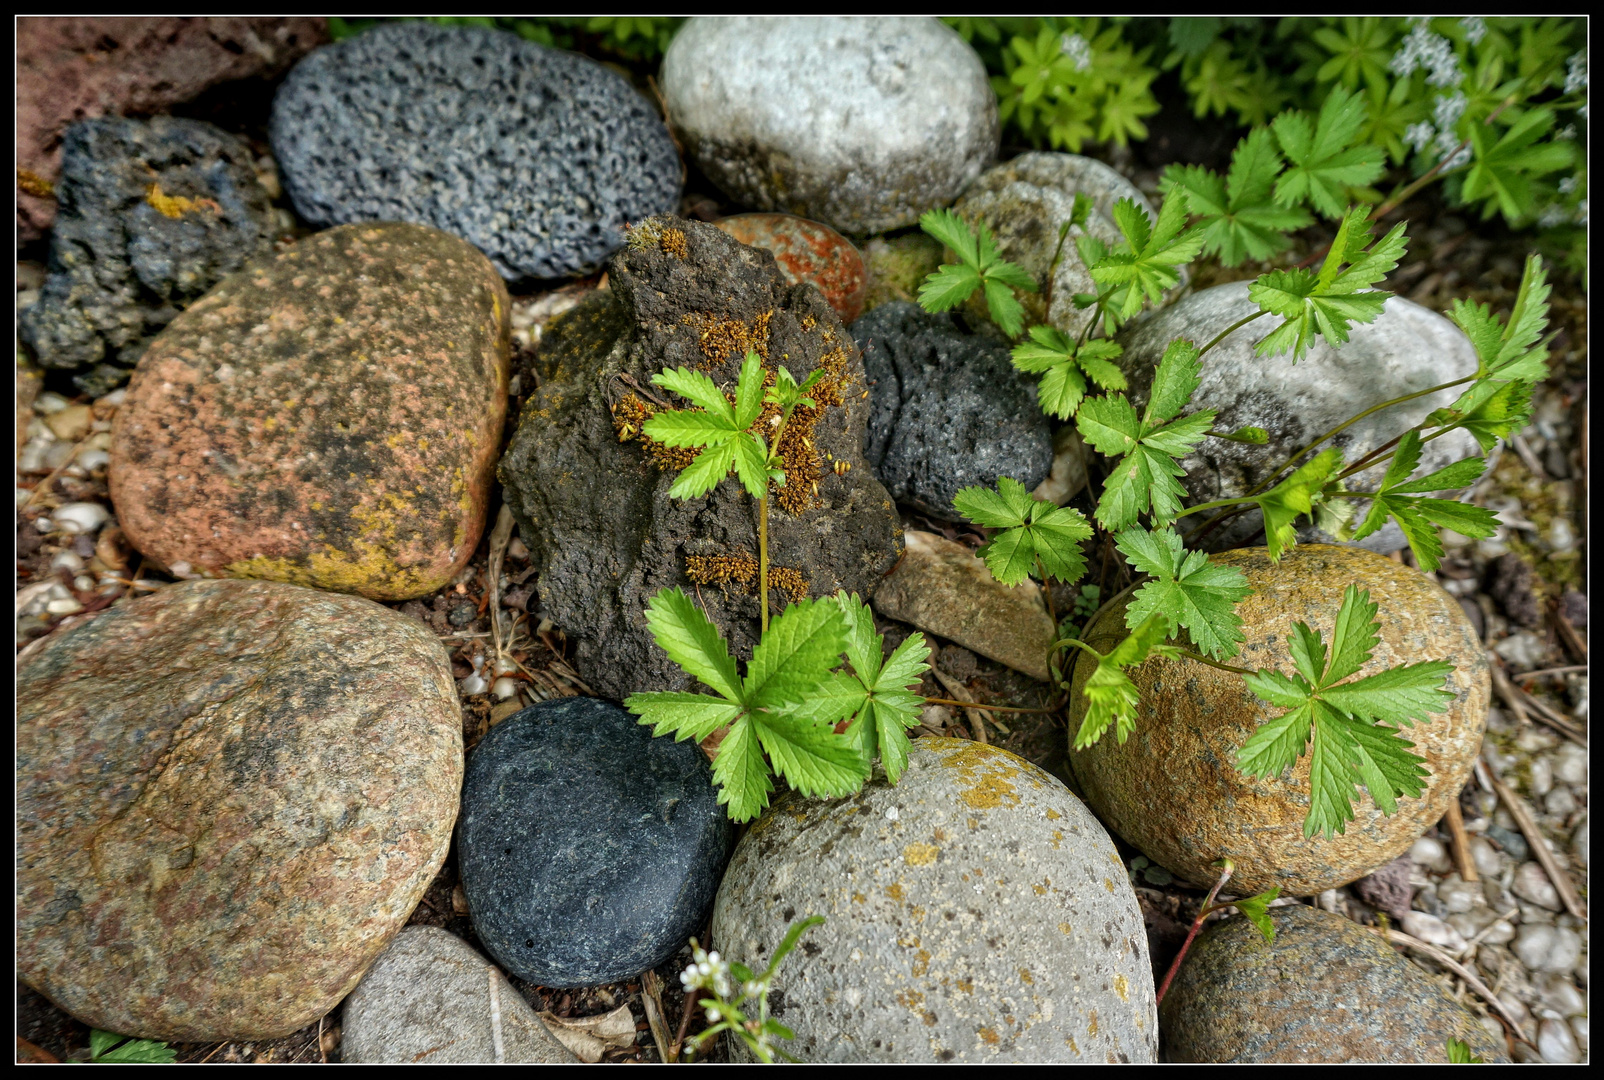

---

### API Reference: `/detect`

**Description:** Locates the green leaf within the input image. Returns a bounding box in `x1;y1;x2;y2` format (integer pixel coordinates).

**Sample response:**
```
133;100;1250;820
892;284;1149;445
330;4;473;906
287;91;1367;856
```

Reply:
1010;327;1125;421
1231;886;1282;943
983;277;1028;337
918;262;984;313
1071;614;1176;750
1270;86;1386;218
730;432;771;500
733;351;767;430
751;710;869;800
831;593;929;784
91;1034;178;1064
642;409;739;448
1146;339;1203;426
1236;698;1314;778
1460;109;1575;224
667;441;735;500
90;1030;125;1060
1256;447;1343;561
765;915;826;976
1349;432;1496;571
710;715;773;823
1162;128;1314;266
1447;1037;1484;1064
1212;425;1270;444
639;587;742;701
1432;380;1533;454
1079;377;1216;531
919;208;980;266
954;477;1091;587
1321;661;1457;727
744;597;850;710
651;366;737;423
1089;192;1205;314
1323;583;1380;685
1117;526;1252;660
625;690;745;742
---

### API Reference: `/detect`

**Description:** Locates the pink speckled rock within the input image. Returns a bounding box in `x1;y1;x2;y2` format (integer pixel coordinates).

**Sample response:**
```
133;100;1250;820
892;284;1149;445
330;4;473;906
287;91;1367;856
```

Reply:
109;222;510;600
16;578;463;1042
714;213;867;323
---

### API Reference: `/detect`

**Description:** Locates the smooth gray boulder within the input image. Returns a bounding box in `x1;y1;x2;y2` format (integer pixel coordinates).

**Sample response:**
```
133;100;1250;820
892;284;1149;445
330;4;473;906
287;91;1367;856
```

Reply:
661;17;997;234
953;152;1178;340
712;738;1157;1063
1113;282;1486;552
342;927;577;1064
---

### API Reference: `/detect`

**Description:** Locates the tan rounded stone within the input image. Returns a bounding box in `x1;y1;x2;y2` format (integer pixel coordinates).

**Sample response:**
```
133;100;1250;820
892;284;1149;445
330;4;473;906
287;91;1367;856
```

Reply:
109;221;510;600
1068;545;1489;896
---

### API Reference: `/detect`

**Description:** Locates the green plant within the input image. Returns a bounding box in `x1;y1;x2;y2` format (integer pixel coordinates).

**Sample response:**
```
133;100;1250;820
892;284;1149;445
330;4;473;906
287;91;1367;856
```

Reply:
1446;1037;1485;1063
85;1030;176;1063
680;917;823;1063
1154;857;1280;1005
915;209;1037;336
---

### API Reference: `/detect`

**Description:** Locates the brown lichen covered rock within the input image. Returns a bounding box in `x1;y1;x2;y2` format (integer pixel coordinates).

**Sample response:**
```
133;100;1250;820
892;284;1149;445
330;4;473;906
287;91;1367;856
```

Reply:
16;578;463;1042
713;213;867;323
17;17;327;241
109;222;510;600
1161;905;1507;1062
1068;545;1489;897
498;216;901;701
873;529;1056;681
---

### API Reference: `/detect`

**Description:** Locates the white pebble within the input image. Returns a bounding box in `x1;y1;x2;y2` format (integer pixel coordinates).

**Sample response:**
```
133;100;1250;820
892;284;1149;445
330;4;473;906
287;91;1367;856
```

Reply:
491;677;520;700
1513;923;1558;969
1493;630;1548;670
1570;1016;1588;1055
885;806;899;821
77;448;110;472
1537;973;1587;1017
1527;755;1553;797
1401;910;1466;951
33;391;70;414
1515;727;1557;752
1571;817;1587;869
97;387;128;408
1516;923;1583;973
492;656;519;676
1437;876;1482;914
31;516;55;533
53;502;109;535
1469;837;1506;878
1553;743;1587;786
1409;836;1451;872
1546;517;1575;553
50;551;85;573
1544;786;1576;817
1480;918;1517;946
460;674;489;695
1538;1018;1581;1064
1512;861;1563;911
45;597;84;616
73;575;96;592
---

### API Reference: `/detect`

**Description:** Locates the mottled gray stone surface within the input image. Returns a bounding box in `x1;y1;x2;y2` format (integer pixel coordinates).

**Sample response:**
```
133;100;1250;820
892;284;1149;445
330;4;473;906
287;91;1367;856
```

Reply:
1113;282;1486;552
852;302;1052;520
342;927;577;1064
19;116;276;393
712;738;1156;1063
1162;906;1507;1062
16;579;462;1042
953;152;1174;339
458;699;731;988
662;17;997;234
270;22;681;280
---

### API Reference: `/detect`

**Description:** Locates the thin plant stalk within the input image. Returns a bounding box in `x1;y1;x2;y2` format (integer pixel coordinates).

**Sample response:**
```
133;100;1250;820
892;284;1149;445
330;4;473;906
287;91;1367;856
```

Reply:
758;495;770;632
1156;858;1236;1005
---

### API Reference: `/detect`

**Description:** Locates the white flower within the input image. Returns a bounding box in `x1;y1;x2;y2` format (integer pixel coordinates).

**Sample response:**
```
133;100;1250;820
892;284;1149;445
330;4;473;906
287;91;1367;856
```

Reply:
1565;51;1588;95
1433;91;1468;132
1392;22;1463;87
1459;17;1487;45
1405;121;1437;153
1059;32;1093;73
1559;175;1579;194
1538;205;1570;228
1578;199;1589;226
1557;125;1578;140
705;1005;723;1023
1440;144;1473;171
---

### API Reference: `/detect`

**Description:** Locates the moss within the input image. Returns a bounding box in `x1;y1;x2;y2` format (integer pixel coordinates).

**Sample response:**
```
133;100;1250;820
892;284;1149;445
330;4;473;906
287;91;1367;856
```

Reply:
862;232;945;313
685;551;810;603
680;310;773;367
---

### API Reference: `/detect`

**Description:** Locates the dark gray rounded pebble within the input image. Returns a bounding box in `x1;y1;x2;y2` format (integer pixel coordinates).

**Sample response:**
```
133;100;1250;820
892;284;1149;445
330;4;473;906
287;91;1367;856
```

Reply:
458;698;731;987
19;116;275;391
851;302;1052;520
269;22;682;281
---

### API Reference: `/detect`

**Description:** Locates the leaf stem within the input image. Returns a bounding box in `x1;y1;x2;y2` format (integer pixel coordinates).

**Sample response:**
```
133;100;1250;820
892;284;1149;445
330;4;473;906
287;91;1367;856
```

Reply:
922;697;1059;715
758;495;770;633
1172;495;1259;520
1038;556;1058;628
1175;649;1255;677
1042;222;1073;314
1196;310;1266;359
1155;857;1235;1005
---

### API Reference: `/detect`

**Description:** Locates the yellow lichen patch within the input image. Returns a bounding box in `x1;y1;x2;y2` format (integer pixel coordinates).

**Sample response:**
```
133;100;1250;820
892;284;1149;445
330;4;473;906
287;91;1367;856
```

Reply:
1045;808;1062;820
625;219;664;251
978;1028;1000;1046
1058;922;1073;935
659;227;688;259
852;892;867;904
903;842;939;866
681;310;772;366
1104;879;1115;893
1114;974;1129;1002
1033;878;1050;896
934;742;1029;811
956;978;974;994
912;949;931;977
1088;1010;1099;1037
885;882;906;903
1019;968;1035;985
18;168;54;198
145;183;218;219
895;989;925;1011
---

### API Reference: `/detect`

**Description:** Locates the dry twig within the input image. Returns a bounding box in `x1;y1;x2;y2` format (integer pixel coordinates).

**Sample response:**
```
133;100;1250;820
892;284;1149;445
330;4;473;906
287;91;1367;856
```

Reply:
1368;928;1533;1046
929;666;989;744
1481;757;1584;919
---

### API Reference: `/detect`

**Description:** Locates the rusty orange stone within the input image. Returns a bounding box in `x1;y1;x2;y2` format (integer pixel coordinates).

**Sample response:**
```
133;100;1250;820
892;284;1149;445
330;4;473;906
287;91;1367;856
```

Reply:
713;212;867;323
109;222;510;600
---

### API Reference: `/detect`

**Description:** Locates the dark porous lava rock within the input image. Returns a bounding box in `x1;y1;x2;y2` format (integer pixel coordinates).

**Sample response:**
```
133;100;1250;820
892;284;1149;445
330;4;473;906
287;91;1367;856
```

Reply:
1161;906;1507;1062
109;221;509;601
19;116;277;395
17;17;326;241
457;699;731;987
16;578;463;1042
850;302;1052;520
270;21;682;281
498;216;901;700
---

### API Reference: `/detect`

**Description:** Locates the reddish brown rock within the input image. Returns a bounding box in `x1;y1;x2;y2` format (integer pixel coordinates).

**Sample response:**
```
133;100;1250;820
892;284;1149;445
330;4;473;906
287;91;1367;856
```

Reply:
17;17;327;241
713;213;867;323
16;578;463;1042
1068;545;1490;897
109;222;510;600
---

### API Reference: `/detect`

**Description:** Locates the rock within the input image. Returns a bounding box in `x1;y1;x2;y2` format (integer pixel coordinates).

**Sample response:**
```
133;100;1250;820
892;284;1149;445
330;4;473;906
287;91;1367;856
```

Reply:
1512;923;1582;973
342;927;577;1064
19;118;277;394
1350;855;1413;921
1511;861;1564;911
16;578;461;1041
1033;426;1090;506
862;232;946;314
953;152;1174;339
1485;552;1541;628
1409;835;1452;873
1539;1017;1582;1064
458;699;731;987
852;302;1052;519
714;214;867;324
16;17;326;242
712;738;1156;1063
497;216;900;700
661;17;997;235
1068;545;1491;896
873;530;1056;681
1112;282;1487;552
1399;910;1466;950
1161;906;1506;1062
109;221;509;601
270;22;681;281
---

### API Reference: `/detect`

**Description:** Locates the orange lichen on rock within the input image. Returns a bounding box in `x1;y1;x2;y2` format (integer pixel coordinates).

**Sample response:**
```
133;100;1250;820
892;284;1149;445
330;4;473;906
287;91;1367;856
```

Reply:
145;183;218;219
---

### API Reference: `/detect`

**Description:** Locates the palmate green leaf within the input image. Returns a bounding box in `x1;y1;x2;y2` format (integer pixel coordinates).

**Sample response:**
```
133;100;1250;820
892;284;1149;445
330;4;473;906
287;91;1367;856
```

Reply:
954;477;1091;586
667;441;735;500
919;208;980;265
1447;253;1552;384
652;366;737;422
917;262;983;313
1321;661;1457;728
1089;192;1204;317
1269;86;1386;218
1350;432;1497;572
1072;614;1176;750
89;1032;178;1064
1078;368;1215;532
1116;526;1252;660
1324;582;1380;685
1146;339;1202;426
710;713;773;823
751;710;867;801
1461;108;1576;223
1446;1037;1484;1064
744;597;850;710
644;409;741;448
833;592;929;783
983;277;1028;337
1256;447;1343;561
637;587;742;700
1011;328;1125;420
1430;380;1534;454
626;691;745;742
1162;127;1313;266
1230;886;1282;943
733;352;766;429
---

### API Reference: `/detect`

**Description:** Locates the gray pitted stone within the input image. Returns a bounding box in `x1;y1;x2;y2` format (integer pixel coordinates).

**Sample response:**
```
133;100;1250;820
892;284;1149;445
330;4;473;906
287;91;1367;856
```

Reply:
458;698;731;988
1113;282;1486;552
270;22;682;280
852;302;1052;520
497;216;901;701
661;17;997;234
16;578;462;1042
1162;905;1507;1062
953;152;1175;340
342;927;578;1064
19;116;276;395
712;738;1156;1063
